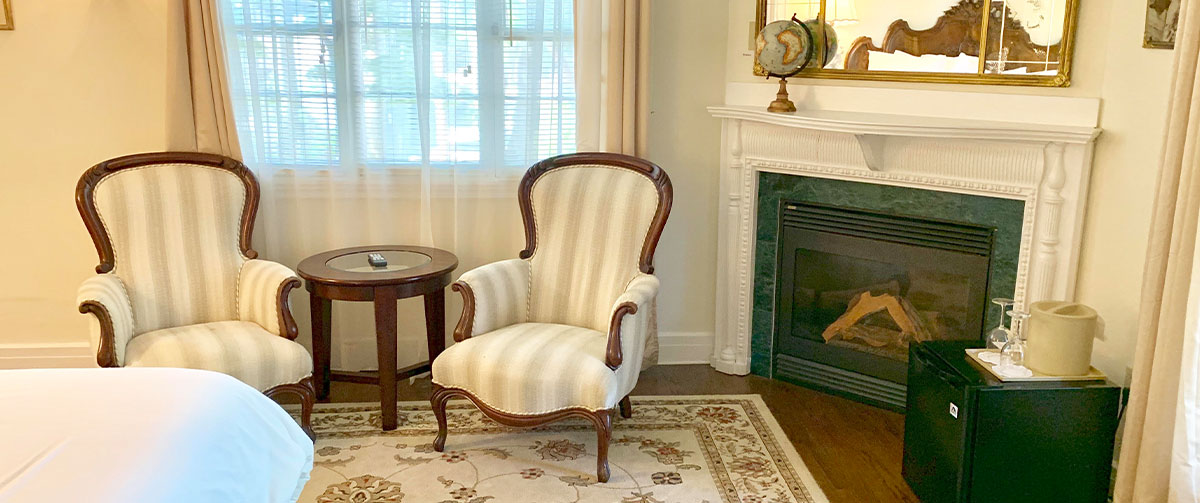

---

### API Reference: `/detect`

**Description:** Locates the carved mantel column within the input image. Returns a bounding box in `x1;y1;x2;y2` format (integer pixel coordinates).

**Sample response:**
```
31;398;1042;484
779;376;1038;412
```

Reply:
713;118;750;374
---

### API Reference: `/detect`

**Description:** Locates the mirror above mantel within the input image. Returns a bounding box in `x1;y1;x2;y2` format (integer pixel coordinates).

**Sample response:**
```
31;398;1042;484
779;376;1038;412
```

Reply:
755;0;1079;87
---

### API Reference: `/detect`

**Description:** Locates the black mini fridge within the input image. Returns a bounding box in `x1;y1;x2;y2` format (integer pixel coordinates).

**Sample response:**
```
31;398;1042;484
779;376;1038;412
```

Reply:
903;341;1121;503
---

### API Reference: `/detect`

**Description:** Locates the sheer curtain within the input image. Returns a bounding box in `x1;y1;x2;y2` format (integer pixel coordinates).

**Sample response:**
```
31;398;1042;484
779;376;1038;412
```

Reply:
219;0;575;370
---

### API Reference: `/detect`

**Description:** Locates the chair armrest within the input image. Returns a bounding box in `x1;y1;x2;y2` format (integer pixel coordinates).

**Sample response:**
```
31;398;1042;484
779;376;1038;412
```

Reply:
77;274;135;367
451;259;531;342
605;274;660;370
237;259;302;339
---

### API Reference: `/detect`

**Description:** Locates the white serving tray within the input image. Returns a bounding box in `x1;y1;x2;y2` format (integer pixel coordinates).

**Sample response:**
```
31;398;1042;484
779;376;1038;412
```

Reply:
965;348;1107;382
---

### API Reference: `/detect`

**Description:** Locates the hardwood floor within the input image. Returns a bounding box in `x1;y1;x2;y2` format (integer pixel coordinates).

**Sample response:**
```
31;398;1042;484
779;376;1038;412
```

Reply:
323;364;921;503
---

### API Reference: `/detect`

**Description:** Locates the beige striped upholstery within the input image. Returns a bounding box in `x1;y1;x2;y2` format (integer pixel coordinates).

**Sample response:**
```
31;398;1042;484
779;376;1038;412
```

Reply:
433;163;662;414
77;274;136;366
237;259;299;336
77;161;310;392
526;166;659;333
125;321;312;391
92;164;247;334
457;259;531;335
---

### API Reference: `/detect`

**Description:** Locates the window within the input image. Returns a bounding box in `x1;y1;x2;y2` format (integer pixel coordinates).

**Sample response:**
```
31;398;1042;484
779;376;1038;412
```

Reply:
221;0;575;172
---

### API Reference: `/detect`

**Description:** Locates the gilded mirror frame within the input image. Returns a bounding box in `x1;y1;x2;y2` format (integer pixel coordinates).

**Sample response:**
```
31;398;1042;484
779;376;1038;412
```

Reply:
754;0;1080;87
0;0;12;30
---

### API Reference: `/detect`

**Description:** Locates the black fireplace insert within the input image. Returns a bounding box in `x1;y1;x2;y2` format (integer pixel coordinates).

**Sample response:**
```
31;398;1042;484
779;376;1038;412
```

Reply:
773;201;995;410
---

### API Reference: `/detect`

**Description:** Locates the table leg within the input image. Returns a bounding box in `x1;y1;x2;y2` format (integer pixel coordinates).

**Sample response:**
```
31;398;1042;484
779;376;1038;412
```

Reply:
374;286;399;431
424;288;447;362
310;292;333;400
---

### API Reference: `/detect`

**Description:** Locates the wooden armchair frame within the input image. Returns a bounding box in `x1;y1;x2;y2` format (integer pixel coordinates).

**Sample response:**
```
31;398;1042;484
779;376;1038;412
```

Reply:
432;152;673;482
76;152;314;439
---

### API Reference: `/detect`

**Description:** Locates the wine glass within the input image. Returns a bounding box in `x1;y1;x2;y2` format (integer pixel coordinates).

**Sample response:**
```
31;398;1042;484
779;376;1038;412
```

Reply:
1000;309;1031;367
986;298;1014;351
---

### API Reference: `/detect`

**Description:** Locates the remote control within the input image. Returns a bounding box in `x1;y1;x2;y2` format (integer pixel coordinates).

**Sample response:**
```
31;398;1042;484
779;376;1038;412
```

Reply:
367;253;388;268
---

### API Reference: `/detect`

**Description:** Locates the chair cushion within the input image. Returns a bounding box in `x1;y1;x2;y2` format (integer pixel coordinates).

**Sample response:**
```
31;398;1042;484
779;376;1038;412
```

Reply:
125;321;312;392
431;323;629;414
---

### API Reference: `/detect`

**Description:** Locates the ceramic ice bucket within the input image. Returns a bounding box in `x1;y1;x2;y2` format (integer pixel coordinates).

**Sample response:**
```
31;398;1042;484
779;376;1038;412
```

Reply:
1026;300;1098;376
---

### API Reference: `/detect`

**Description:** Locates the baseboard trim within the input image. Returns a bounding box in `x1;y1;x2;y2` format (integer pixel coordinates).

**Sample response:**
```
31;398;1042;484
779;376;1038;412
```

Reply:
0;342;96;369
657;331;715;365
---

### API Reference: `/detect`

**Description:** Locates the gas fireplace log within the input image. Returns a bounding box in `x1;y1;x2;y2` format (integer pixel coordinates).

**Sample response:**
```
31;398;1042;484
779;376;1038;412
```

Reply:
837;325;902;347
815;279;901;310
821;292;933;343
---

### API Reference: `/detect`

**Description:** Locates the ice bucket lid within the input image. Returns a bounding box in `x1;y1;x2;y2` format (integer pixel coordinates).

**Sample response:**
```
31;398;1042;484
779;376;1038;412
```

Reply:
1030;300;1098;320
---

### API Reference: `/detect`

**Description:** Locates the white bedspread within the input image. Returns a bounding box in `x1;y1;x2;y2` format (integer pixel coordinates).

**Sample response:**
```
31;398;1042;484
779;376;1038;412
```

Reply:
0;368;313;503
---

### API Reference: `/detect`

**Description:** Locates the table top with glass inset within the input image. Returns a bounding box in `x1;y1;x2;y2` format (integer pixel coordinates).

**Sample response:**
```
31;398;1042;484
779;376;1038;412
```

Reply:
297;245;459;430
299;245;458;290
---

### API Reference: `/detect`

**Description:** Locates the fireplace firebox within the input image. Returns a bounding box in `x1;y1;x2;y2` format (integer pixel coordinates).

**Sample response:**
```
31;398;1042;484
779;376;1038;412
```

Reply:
773;201;996;410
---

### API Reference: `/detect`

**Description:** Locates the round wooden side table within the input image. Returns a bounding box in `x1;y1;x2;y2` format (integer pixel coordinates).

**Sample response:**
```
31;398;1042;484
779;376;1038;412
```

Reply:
298;245;458;431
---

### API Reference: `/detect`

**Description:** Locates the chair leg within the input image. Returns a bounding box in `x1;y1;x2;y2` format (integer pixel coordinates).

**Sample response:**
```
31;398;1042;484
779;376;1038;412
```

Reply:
431;384;451;452
265;377;316;441
594;409;613;483
298;377;316;441
619;395;632;419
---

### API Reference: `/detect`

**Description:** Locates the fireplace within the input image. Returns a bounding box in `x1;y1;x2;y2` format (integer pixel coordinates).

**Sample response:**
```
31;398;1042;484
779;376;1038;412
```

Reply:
707;104;1101;405
773;201;995;409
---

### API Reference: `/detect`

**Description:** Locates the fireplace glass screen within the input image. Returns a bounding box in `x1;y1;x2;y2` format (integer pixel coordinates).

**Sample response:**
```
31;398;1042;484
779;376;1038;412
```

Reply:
773;201;995;408
788;249;976;361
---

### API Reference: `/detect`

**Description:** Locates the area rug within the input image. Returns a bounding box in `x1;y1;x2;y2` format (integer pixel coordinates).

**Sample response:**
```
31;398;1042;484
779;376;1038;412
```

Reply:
296;395;829;503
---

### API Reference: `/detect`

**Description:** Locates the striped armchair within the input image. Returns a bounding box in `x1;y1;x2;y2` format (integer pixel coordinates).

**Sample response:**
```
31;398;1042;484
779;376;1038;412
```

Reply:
75;152;314;439
430;153;673;482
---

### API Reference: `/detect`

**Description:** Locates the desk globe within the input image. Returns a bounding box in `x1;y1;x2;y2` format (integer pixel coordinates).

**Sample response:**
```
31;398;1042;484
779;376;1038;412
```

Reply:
755;16;814;113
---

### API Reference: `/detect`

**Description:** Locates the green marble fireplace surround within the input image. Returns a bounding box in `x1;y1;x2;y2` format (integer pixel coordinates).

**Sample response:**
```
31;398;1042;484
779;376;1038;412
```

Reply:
751;172;1026;377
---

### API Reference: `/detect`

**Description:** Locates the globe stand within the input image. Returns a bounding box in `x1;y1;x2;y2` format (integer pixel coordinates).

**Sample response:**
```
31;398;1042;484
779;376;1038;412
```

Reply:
768;77;797;113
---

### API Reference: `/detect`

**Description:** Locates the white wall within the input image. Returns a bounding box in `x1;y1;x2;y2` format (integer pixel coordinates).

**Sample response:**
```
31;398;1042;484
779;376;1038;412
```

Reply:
646;0;730;363
0;1;174;355
1076;1;1173;383
720;0;1175;382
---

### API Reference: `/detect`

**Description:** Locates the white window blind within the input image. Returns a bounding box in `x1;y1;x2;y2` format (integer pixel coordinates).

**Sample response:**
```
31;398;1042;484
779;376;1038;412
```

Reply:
220;0;575;172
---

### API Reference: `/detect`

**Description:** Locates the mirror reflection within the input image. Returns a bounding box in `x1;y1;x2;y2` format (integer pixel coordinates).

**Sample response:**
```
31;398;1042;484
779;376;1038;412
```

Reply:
757;0;1075;85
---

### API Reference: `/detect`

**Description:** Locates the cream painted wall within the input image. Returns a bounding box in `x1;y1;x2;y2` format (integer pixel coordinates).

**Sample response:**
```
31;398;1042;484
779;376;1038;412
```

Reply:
647;0;729;344
0;1;174;348
1076;0;1172;383
721;0;1175;382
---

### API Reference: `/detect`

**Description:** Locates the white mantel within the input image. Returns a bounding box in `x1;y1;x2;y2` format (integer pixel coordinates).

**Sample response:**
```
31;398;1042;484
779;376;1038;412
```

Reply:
708;104;1101;376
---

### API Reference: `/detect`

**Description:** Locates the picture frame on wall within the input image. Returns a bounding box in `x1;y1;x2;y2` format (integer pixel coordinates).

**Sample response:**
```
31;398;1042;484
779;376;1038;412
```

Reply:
1145;0;1180;49
0;0;12;30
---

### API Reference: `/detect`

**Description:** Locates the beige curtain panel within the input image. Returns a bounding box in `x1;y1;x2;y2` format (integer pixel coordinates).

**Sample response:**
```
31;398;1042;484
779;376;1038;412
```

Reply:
575;0;650;157
168;0;241;158
1115;0;1200;500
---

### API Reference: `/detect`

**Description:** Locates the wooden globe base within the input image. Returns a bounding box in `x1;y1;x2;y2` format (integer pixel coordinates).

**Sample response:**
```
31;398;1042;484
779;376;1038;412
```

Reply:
768;78;797;114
